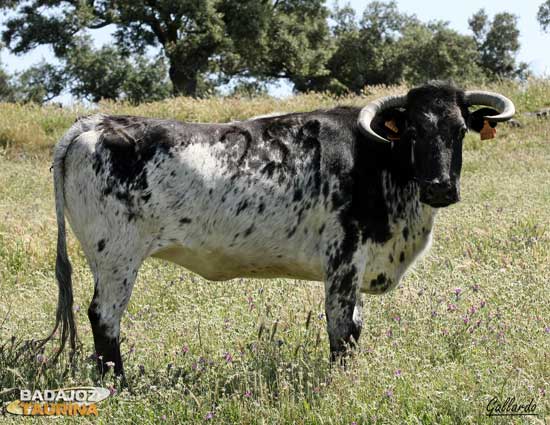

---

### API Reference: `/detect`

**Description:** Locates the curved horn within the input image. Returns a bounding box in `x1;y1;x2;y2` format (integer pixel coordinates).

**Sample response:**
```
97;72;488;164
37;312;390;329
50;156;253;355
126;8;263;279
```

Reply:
465;90;515;122
358;95;407;143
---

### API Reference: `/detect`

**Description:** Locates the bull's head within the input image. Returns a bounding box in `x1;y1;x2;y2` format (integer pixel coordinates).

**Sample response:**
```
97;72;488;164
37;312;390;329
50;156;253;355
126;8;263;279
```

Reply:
358;82;515;208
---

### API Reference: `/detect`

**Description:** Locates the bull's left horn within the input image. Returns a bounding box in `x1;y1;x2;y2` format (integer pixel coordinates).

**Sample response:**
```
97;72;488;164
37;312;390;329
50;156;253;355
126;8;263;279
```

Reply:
465;91;516;122
358;95;407;143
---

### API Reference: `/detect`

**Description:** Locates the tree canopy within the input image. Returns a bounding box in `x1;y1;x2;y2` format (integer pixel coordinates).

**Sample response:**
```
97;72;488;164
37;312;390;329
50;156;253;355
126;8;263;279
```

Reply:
469;9;528;79
1;0;332;97
0;1;533;103
538;1;550;31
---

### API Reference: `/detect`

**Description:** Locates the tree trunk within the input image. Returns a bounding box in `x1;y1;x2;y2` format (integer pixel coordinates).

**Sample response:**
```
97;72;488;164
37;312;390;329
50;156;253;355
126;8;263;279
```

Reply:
169;62;198;97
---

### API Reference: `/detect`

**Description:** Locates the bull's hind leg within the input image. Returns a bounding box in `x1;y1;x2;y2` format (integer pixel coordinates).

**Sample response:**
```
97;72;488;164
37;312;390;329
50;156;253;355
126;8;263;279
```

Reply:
87;246;145;377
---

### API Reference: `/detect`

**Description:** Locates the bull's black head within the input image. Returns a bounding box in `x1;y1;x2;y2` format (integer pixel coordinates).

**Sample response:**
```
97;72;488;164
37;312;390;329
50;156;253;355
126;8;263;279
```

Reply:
358;82;515;208
405;84;468;207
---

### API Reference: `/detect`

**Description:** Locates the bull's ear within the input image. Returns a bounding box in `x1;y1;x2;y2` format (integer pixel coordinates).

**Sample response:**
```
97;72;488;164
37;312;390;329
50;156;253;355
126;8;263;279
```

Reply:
468;107;499;132
370;108;407;142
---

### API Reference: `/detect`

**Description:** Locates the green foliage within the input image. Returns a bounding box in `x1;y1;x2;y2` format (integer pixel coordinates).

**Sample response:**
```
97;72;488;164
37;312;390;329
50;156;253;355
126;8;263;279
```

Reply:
0;0;333;97
319;3;528;92
227;0;333;89
226;79;269;98
323;1;408;93
320;2;486;93
12;62;66;103
0;1;537;101
538;0;550;31
469;9;528;79
1;36;171;104
0;66;15;102
399;22;485;85
65;37;171;103
121;55;172;104
65;38;130;102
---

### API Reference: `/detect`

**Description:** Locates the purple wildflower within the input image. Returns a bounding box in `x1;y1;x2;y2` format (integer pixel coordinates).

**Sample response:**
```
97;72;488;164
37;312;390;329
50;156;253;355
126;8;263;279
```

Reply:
447;303;457;312
454;287;462;297
385;389;394;398
394;369;402;377
205;412;214;420
224;352;233;363
108;385;117;396
480;300;486;308
244;390;252;398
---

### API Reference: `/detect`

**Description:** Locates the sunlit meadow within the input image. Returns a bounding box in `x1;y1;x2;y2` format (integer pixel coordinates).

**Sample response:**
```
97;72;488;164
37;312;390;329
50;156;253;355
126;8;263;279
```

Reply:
0;80;549;424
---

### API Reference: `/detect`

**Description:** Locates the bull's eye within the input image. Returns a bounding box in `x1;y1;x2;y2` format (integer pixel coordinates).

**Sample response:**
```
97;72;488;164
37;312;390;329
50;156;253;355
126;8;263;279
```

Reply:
458;126;467;138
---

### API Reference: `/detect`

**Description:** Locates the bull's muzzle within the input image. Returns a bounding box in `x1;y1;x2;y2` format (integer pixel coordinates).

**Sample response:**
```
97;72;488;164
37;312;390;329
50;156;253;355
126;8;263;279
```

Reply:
419;177;460;208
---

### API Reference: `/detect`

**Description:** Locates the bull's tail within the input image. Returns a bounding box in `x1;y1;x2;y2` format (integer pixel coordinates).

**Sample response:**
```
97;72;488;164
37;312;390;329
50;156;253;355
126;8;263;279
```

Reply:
37;117;98;361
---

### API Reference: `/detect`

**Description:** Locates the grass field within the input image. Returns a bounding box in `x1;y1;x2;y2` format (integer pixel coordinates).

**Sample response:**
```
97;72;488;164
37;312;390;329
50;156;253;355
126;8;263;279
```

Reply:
0;81;549;424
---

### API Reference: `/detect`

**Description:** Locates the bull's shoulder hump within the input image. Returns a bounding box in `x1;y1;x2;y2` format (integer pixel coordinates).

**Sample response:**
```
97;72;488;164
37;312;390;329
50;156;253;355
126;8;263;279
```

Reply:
239;106;361;136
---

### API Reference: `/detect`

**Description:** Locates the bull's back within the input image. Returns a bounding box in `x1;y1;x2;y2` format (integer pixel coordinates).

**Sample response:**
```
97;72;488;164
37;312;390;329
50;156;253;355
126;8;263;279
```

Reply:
61;113;329;281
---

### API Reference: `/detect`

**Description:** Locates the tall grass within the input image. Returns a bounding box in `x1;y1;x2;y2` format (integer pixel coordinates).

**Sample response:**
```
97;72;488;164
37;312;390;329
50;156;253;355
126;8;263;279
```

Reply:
0;80;549;423
1;78;549;155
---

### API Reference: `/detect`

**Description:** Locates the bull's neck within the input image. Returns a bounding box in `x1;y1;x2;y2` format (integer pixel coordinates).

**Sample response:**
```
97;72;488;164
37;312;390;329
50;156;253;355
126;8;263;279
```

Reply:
355;133;436;231
381;169;437;230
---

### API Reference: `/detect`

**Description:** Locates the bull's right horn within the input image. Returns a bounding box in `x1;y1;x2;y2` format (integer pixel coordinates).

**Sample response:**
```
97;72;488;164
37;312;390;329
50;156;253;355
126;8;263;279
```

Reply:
358;95;407;143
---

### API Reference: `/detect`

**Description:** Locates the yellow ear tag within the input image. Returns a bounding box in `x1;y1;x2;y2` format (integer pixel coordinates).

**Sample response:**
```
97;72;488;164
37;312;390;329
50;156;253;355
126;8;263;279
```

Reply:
385;119;399;133
480;120;496;141
385;119;400;141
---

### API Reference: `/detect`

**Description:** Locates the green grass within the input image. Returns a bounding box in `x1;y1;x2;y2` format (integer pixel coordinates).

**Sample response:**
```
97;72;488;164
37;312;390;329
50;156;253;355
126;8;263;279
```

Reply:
0;81;549;424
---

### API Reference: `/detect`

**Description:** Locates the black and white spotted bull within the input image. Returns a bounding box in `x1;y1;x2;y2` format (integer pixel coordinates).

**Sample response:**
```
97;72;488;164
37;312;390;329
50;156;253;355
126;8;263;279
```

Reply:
43;82;514;376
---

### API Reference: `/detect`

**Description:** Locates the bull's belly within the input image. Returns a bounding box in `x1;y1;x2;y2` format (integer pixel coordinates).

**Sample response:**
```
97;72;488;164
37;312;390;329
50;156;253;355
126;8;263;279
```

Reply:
150;244;324;282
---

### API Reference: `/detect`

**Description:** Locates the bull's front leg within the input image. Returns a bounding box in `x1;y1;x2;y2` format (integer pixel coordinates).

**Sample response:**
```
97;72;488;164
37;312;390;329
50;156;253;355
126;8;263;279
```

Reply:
324;253;366;362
